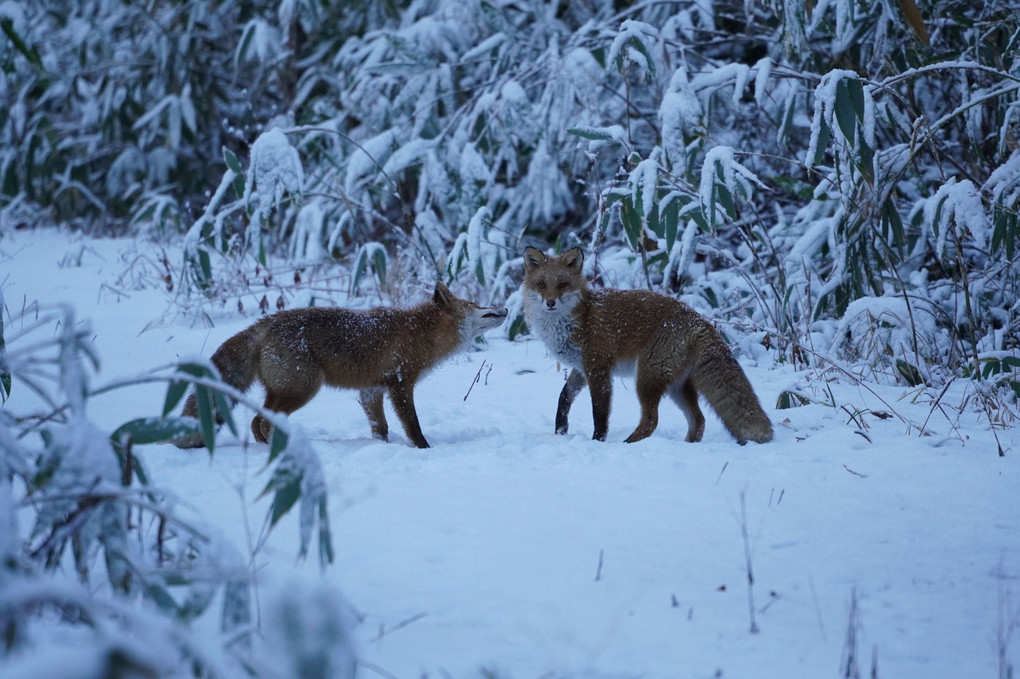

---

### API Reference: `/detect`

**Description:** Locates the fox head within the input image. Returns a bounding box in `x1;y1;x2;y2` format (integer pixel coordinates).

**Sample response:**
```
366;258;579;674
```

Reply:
522;246;586;314
433;281;508;342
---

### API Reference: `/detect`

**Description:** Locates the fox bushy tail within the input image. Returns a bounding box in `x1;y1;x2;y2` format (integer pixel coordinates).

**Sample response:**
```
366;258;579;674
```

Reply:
691;340;773;445
174;325;262;449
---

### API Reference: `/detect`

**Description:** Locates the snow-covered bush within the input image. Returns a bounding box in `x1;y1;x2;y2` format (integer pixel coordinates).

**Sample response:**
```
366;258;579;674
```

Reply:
0;304;341;677
3;0;1019;390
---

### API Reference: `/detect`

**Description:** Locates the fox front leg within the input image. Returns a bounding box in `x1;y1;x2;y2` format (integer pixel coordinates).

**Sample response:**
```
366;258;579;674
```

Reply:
585;367;613;442
555;368;587;435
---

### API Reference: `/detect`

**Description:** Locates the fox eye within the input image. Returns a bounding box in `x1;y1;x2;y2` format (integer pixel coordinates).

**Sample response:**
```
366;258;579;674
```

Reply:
537;281;546;290
558;281;569;289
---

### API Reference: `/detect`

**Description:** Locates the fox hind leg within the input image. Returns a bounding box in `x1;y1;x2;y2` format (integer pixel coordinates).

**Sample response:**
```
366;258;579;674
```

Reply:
358;387;389;441
625;369;669;443
254;380;322;444
668;378;706;443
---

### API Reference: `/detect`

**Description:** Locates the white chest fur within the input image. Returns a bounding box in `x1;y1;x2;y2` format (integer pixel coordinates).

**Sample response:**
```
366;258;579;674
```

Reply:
523;289;583;369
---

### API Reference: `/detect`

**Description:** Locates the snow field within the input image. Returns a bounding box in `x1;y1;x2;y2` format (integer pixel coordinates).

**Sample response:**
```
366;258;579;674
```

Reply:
2;230;1018;678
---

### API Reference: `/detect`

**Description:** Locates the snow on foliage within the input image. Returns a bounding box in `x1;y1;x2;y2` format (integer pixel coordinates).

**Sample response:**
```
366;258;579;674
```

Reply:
922;177;990;259
245;127;305;222
261;580;357;679
699;146;768;224
607;20;659;80
659;66;703;163
806;70;876;196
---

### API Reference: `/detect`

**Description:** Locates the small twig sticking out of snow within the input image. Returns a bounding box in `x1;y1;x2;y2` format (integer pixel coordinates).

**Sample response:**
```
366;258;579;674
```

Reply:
716;461;729;485
840;587;882;679
739;490;760;634
853;430;873;443
595;549;604;582
369;612;428;644
843;465;868;478
462;360;488;401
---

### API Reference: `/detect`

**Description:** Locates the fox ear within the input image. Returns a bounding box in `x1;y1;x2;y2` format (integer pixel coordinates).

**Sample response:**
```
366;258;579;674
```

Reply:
523;246;547;272
433;281;454;306
561;247;584;272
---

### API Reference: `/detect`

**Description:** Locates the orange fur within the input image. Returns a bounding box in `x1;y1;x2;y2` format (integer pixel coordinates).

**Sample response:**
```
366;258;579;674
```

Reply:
523;247;772;444
174;283;507;449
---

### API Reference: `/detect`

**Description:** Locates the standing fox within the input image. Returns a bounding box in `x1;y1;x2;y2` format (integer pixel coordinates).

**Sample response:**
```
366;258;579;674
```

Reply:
173;283;507;449
522;246;772;444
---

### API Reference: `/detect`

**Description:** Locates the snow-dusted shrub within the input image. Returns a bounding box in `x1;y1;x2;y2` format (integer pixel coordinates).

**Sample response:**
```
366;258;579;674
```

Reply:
0;304;341;677
5;0;1019;390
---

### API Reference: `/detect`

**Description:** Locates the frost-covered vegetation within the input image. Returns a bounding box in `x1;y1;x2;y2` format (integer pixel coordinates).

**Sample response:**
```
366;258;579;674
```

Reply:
2;0;1020;676
3;0;1019;386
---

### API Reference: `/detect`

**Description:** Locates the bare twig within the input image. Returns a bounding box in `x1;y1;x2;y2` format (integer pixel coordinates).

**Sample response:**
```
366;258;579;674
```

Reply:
463;359;488;401
843;465;867;478
739;490;759;634
369;612;428;643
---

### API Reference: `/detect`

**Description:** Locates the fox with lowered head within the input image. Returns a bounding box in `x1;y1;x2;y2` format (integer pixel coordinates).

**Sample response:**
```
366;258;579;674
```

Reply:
522;246;772;445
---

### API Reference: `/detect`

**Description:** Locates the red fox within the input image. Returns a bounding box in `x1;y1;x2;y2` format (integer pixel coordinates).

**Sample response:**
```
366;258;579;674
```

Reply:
173;283;507;449
522;246;772;444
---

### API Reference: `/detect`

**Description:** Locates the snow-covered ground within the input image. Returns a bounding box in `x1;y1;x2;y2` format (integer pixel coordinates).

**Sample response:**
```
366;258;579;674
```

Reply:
3;228;1018;678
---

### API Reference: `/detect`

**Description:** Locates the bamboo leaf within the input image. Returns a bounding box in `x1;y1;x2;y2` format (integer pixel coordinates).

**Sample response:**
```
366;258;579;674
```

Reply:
0;304;10;404
776;390;811;409
223;146;243;174
112;417;201;446
163;380;189;416
567;127;615;141
834;80;857;146
268;426;289;463
269;479;301;528
194;386;216;455
813;122;831;166
1;18;42;67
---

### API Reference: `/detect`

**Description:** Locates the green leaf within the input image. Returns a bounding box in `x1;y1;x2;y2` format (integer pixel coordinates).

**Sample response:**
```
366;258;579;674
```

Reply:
163;380;189;416
194;386;216;455
0;306;10;404
112;417;201;446
352;248;368;291
1;18;42;67
715;166;737;220
619;198;643;250
372;248;387;286
145;583;181;617
213;390;238;437
567;127;615;141
318;499;334;565
508;314;528;341
813;122;831;166
776;390;811;409
896;359;925;387
269;479;301;528
661;195;679;252
882;200;905;249
834;79;857;146
223;146;243;174
845;77;866;120
268;425;288;463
